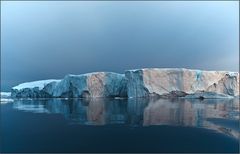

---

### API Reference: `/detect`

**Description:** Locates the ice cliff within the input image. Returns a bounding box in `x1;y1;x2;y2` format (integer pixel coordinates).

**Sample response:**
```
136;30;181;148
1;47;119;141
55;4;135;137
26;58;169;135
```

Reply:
11;68;239;99
11;72;127;98
126;68;239;98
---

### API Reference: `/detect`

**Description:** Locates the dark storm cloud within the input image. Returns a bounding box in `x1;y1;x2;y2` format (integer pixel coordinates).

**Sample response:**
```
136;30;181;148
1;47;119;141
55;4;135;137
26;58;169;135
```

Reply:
1;1;239;91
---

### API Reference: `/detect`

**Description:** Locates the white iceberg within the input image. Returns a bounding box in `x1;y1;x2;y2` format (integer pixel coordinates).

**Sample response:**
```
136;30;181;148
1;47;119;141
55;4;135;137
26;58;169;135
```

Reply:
10;68;239;99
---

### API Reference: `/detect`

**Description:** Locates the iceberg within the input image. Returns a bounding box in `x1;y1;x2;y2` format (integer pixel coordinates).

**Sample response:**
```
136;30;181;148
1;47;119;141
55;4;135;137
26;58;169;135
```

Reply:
12;72;127;98
125;68;239;98
11;68;239;99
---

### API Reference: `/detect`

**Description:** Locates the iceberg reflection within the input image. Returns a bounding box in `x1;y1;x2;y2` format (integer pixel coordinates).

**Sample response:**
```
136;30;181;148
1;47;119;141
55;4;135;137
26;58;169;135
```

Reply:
12;98;239;138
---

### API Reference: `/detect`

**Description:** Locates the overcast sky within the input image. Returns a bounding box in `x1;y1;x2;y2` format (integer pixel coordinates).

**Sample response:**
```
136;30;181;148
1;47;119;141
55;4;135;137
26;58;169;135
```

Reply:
1;1;239;91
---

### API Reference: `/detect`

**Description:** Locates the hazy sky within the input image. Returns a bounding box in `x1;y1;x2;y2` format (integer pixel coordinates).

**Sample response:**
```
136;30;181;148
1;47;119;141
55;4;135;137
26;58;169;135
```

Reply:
1;1;239;91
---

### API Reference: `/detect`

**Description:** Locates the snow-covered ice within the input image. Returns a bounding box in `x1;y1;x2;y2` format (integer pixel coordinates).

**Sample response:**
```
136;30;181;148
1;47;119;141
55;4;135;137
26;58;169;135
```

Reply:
13;79;60;90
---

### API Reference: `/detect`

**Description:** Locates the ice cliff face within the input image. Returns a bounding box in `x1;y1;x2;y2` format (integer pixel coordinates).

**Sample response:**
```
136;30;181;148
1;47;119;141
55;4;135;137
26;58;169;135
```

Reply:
11;68;239;98
44;72;127;98
125;68;239;98
11;72;127;98
11;80;61;98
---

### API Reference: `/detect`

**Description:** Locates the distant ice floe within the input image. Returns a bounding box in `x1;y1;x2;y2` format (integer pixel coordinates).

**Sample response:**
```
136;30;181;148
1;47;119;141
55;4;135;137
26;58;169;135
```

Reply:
0;92;11;97
1;98;14;104
1;92;13;104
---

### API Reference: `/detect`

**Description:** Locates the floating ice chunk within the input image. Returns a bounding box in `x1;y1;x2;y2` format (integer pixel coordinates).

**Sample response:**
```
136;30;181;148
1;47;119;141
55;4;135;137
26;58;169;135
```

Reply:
1;98;14;104
0;92;11;98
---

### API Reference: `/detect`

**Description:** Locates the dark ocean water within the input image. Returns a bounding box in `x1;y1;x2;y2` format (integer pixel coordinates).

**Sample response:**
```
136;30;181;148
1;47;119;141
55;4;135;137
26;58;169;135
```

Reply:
0;98;239;153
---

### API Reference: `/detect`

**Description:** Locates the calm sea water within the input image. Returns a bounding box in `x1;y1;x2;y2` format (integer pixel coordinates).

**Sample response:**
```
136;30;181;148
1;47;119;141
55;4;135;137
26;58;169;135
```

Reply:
1;98;239;153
